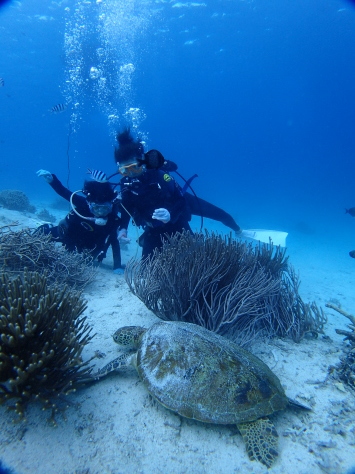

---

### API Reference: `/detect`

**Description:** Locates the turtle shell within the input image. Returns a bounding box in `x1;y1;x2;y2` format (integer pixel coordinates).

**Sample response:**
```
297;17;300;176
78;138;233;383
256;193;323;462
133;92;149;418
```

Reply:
136;321;288;424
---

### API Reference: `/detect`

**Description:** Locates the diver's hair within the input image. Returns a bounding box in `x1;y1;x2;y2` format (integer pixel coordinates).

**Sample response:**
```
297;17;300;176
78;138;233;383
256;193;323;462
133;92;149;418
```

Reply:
114;127;144;165
83;180;116;203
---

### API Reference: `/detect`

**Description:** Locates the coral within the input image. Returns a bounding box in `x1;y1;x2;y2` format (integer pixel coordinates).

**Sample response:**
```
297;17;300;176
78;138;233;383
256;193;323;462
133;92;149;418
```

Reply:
0;227;96;290
36;208;56;223
51;198;70;211
0;190;36;213
125;231;326;346
326;302;355;390
0;270;95;420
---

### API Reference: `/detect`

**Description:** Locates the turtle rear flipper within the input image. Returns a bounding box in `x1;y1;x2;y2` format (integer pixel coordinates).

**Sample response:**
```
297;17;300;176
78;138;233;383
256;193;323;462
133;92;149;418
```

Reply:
287;397;311;411
237;418;279;468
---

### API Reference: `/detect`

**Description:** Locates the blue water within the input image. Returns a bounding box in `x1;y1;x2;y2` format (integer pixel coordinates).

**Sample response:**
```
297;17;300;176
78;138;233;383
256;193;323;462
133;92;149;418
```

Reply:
1;3;355;472
0;0;355;251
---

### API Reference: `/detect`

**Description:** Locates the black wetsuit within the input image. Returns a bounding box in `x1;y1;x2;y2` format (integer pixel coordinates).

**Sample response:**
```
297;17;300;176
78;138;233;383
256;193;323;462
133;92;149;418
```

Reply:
120;169;191;258
184;192;240;232
42;175;123;269
161;160;240;233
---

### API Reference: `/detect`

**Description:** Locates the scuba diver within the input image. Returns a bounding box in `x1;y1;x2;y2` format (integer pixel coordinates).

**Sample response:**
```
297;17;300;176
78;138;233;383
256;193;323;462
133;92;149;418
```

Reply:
36;169;126;273
112;128;241;258
146;154;241;233
114;129;192;258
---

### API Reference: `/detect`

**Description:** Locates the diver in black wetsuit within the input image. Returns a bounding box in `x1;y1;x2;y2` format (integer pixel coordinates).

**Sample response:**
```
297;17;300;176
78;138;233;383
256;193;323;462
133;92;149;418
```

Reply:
161;161;241;233
114;130;192;258
36;170;125;273
184;192;240;232
113;128;241;258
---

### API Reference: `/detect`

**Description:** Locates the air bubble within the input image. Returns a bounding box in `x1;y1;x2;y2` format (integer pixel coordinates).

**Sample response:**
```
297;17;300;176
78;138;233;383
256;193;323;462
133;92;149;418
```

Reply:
89;67;100;80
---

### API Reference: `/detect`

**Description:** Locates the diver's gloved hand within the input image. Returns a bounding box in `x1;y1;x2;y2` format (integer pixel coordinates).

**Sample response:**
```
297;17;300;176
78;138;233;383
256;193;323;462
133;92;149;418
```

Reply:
117;228;130;244
152;208;170;224
36;169;53;183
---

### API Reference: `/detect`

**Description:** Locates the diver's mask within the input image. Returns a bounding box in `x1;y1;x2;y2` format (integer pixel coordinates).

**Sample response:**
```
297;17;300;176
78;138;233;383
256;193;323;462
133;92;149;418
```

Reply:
88;201;113;218
118;161;145;178
70;191;113;226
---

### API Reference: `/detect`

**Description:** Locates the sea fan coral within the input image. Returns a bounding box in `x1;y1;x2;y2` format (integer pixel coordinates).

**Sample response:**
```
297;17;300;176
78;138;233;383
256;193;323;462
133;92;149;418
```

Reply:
0;227;95;289
0;270;95;420
125;231;326;346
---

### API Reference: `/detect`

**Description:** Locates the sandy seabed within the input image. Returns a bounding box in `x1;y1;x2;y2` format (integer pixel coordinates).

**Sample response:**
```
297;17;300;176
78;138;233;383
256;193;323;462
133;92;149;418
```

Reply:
1;205;355;474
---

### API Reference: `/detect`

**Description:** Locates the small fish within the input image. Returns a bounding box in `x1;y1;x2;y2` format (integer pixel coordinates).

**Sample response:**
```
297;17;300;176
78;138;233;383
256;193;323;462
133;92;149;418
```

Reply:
50;103;67;113
87;169;108;183
345;207;355;217
0;77;4;87
349;250;355;258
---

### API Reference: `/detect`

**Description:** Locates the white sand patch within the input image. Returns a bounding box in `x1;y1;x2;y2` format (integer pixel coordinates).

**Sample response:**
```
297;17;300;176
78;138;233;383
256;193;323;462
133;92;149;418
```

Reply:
1;208;355;473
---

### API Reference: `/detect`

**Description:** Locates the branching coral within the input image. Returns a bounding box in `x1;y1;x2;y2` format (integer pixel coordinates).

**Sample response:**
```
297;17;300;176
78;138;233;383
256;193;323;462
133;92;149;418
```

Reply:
0;190;36;213
0;270;95;420
326;302;355;390
0;227;95;289
125;231;326;346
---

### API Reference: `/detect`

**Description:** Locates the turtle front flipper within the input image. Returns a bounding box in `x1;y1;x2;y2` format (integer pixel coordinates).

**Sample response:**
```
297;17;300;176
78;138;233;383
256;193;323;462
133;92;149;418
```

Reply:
237;417;279;468
93;352;137;380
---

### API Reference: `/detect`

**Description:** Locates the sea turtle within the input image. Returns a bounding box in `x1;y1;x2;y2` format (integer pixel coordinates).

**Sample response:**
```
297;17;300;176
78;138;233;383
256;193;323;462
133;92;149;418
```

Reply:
93;321;309;468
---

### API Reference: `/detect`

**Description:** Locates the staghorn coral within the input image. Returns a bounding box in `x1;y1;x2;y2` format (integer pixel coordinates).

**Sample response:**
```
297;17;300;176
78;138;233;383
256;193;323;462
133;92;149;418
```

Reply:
0;189;36;213
0;227;95;289
0;270;95;420
326;302;355;390
125;231;326;346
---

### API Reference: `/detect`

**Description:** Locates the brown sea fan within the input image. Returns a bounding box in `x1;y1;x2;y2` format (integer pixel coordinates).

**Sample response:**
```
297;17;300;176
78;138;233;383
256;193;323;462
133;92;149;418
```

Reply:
125;231;326;346
0;227;95;289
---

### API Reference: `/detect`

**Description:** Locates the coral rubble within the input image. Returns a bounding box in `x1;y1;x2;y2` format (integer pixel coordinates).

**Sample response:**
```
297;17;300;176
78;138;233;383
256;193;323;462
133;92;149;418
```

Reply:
326;302;355;390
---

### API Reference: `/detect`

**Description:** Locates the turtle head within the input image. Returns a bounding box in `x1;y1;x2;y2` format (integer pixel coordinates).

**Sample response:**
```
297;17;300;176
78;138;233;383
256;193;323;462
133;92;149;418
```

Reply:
112;326;146;349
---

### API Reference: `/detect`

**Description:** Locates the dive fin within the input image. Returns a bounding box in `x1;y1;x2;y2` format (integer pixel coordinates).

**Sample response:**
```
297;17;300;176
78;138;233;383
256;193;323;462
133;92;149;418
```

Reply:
240;229;288;247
